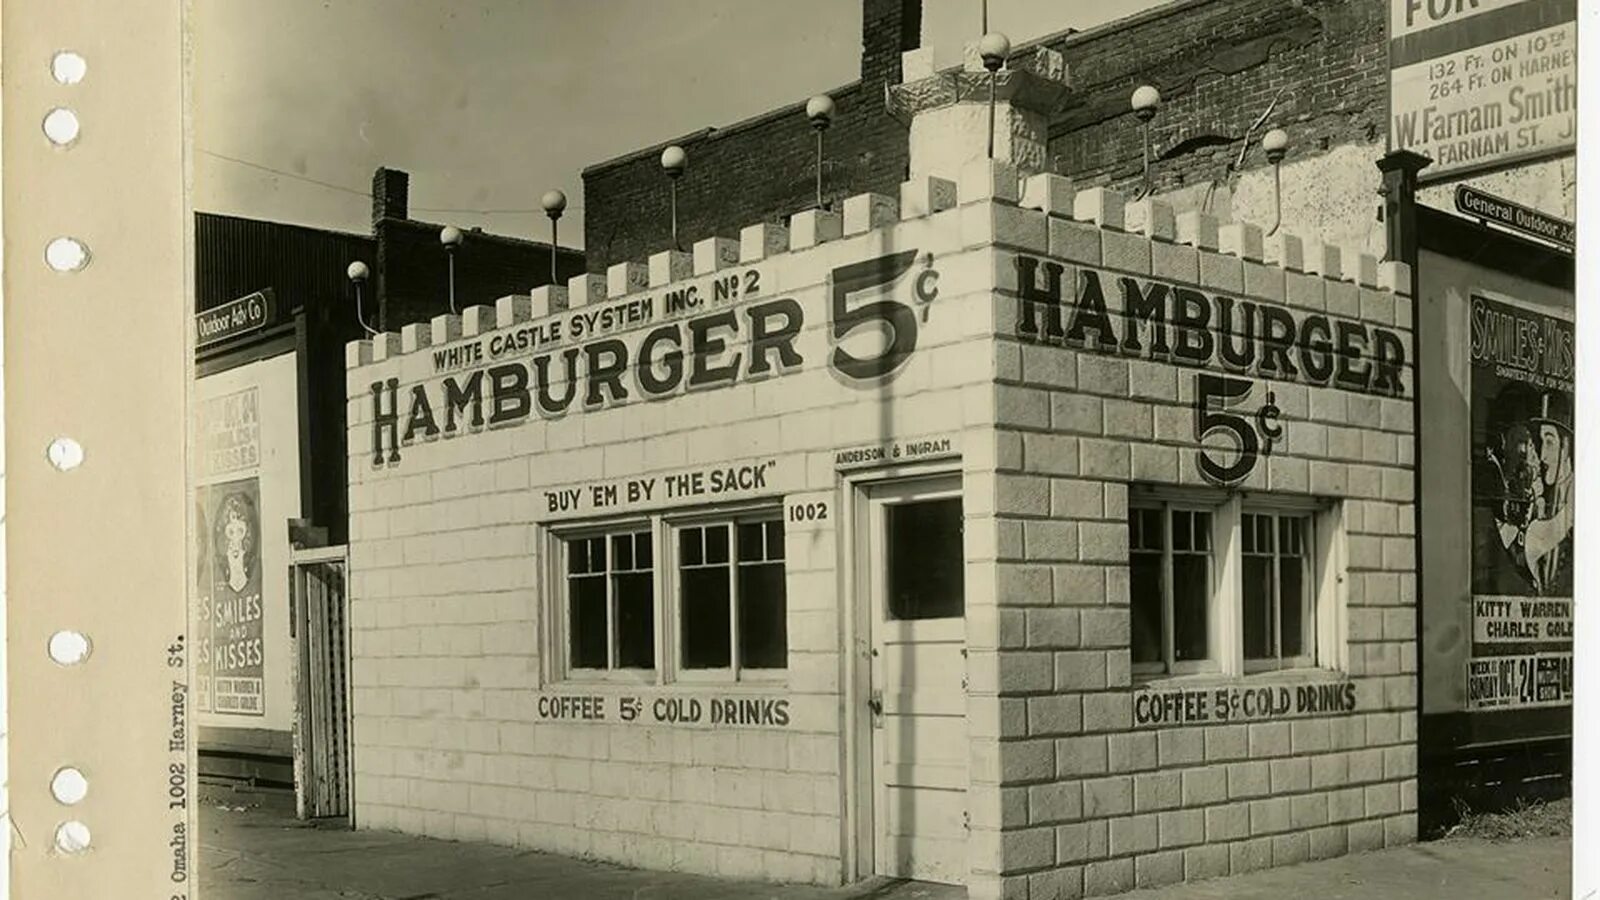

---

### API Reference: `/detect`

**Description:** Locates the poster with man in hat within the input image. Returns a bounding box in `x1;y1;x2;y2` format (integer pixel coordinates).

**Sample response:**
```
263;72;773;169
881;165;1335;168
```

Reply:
1467;291;1574;710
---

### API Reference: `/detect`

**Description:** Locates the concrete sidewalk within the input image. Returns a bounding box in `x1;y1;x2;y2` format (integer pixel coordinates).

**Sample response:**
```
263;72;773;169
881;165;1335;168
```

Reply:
198;787;1570;900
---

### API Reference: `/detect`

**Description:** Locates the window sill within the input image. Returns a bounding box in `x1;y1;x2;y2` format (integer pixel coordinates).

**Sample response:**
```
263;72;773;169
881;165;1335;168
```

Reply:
558;671;660;687
549;676;790;693
1133;667;1346;692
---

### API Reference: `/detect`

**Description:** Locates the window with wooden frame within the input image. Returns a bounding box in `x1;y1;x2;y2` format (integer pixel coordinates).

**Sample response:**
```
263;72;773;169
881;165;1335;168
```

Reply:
675;514;787;679
1128;488;1344;682
1129;504;1216;676
563;528;656;673
1242;511;1315;672
549;506;788;684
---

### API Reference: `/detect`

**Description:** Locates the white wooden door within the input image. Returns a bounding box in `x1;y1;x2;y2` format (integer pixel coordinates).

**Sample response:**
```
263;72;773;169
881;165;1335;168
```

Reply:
865;475;968;884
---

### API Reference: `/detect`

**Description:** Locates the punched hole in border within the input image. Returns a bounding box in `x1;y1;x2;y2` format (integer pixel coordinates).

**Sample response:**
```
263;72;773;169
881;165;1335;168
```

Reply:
48;630;91;665
51;768;89;805
47;437;85;471
51;51;87;85
43;108;80;146
45;237;90;272
54;821;91;854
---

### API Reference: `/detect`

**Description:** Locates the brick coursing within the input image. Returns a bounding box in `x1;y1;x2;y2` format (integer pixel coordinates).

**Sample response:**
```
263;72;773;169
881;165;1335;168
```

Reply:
582;0;1386;272
580;0;917;272
375;219;585;333
344;164;1416;893
980;190;1416;896
343;180;1003;885
1042;0;1386;196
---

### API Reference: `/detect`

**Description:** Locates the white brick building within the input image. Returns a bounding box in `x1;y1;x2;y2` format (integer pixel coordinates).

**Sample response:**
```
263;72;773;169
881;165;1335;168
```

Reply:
340;45;1418;899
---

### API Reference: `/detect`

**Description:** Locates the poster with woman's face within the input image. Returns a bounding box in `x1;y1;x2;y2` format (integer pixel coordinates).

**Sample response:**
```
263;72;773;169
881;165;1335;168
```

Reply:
204;478;266;716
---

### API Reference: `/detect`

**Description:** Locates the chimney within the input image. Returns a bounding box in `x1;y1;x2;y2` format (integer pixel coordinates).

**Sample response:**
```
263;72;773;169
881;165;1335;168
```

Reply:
372;167;409;227
887;43;1072;182
861;0;922;87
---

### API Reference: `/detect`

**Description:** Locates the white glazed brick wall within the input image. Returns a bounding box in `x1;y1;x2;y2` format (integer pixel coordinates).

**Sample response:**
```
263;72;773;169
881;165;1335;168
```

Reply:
342;161;1417;894
342;182;1008;885
980;181;1416;900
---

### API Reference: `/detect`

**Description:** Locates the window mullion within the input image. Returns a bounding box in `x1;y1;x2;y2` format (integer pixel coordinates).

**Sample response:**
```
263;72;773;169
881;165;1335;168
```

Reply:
1303;520;1316;663
655;520;668;685
729;543;741;680
1162;505;1175;672
1217;495;1243;677
606;544;618;671
1271;514;1283;667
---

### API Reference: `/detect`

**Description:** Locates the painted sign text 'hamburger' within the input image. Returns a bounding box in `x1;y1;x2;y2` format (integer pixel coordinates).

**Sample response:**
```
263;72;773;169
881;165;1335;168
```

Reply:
1013;257;1408;396
368;250;940;465
1013;256;1408;485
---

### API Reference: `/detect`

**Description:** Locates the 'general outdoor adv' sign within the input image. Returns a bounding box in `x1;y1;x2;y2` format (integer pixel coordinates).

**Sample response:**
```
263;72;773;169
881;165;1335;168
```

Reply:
1455;185;1575;249
367;250;941;466
1466;291;1573;711
1388;0;1576;178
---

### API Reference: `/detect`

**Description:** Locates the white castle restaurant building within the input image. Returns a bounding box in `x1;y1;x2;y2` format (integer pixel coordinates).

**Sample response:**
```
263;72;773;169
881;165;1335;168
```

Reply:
340;47;1421;898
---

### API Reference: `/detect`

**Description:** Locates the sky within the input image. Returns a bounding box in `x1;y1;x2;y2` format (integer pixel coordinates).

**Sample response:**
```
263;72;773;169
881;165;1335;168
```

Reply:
192;0;1170;245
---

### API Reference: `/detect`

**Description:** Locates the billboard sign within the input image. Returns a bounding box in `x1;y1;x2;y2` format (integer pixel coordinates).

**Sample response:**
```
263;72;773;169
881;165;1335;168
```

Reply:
1466;290;1573;710
1389;0;1577;179
195;479;266;716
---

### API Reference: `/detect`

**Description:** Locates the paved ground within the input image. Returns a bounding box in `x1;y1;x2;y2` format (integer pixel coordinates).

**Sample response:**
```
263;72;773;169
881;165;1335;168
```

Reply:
199;785;1570;900
1116;834;1570;900
198;786;957;900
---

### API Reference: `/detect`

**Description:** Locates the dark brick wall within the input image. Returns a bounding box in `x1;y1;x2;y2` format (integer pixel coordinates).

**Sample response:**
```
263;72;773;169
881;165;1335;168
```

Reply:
1042;0;1385;195
197;204;585;543
581;0;1386;270
195;211;378;546
374;219;586;333
194;211;375;316
581;0;919;272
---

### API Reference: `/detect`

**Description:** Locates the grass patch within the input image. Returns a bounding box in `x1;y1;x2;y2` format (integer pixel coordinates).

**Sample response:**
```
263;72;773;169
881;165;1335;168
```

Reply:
1446;796;1572;841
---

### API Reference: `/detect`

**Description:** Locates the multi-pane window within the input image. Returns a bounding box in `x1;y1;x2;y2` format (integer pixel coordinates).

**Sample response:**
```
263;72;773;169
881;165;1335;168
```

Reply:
556;510;787;681
1129;505;1215;674
679;517;787;673
1128;493;1335;680
565;530;654;670
1242;512;1314;671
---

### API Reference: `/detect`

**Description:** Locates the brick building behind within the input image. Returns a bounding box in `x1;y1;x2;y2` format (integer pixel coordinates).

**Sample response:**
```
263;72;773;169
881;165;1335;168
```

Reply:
581;0;1388;273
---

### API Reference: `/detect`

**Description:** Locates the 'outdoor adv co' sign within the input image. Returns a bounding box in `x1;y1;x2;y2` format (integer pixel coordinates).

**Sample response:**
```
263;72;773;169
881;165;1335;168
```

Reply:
367;250;941;465
1012;255;1408;487
197;290;274;349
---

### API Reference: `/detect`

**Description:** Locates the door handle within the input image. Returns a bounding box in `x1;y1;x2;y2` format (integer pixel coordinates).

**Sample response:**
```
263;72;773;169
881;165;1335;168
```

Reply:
868;691;883;718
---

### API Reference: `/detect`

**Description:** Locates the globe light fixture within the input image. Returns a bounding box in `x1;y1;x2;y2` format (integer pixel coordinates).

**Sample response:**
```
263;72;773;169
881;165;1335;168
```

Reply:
979;32;1011;160
1131;85;1162;196
440;226;464;314
347;260;376;335
806;95;835;210
542;189;567;283
1262;128;1290;235
1131;85;1161;122
661;145;687;249
1262;128;1289;165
